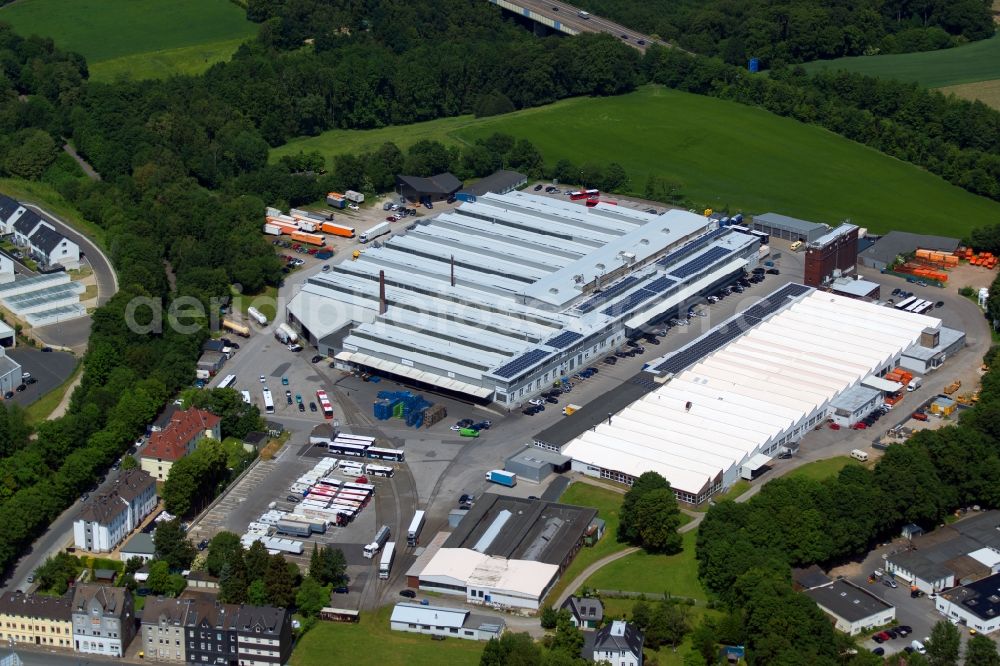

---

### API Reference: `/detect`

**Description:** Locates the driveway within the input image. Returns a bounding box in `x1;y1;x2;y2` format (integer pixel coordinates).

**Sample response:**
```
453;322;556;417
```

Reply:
5;347;76;407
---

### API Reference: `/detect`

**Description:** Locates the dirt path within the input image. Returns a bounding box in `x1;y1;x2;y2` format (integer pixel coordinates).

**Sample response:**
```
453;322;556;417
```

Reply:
62;143;101;181
45;371;82;420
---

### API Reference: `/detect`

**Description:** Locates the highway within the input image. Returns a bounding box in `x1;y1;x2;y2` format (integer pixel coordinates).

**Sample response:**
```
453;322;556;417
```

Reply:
504;0;667;52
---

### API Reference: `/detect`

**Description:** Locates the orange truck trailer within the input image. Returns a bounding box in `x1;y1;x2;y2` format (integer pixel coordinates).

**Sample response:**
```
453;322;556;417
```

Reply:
291;231;326;246
320;222;356;238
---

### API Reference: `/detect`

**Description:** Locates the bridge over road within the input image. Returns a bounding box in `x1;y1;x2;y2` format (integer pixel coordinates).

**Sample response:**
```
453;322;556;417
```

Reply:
488;0;672;52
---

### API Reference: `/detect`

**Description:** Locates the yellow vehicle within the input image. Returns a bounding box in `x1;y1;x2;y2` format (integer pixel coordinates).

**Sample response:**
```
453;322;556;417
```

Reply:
790;240;803;251
944;380;962;395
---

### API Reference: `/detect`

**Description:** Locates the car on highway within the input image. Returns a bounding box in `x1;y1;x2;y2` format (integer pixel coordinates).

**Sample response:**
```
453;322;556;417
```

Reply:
637;39;646;45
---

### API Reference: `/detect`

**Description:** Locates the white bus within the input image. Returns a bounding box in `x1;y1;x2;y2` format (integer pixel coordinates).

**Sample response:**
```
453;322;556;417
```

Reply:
240;390;252;405
378;541;396;579
365;464;394;478
343;481;376;493
895;296;917;310
262;388;275;414
217;374;237;389
366;447;405;462
335;434;377;447
906;299;928;313
407;510;425;546
328;442;369;457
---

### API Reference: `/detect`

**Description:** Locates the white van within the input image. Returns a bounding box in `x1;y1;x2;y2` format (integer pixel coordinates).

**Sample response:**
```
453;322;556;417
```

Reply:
851;449;869;462
911;640;926;654
907;377;922;392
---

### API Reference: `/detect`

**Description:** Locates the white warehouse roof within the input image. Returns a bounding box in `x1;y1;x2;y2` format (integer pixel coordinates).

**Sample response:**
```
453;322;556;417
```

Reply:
419;548;559;599
562;289;942;497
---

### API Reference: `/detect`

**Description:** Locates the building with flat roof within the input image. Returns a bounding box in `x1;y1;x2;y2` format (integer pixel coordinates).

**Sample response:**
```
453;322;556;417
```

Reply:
443;493;597;570
828;384;883;427
0;347;20;394
936;571;1000;634
561;284;953;505
886;511;1000;593
289;192;759;405
456;170;527;203
395;173;463;203
417;548;559;610
858;231;960;271
899;326;966;375
389;603;505;641
504;446;571;483
804;224;859;287
805;580;895;635
829;277;880;301
751;212;829;243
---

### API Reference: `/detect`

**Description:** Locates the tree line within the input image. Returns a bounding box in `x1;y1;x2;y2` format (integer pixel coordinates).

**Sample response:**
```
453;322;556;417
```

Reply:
569;0;994;67
694;345;1000;664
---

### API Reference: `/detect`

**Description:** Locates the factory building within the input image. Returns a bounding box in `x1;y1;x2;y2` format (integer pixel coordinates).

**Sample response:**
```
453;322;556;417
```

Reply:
804;223;859;287
559;285;955;505
287;192;759;405
751;212;829;243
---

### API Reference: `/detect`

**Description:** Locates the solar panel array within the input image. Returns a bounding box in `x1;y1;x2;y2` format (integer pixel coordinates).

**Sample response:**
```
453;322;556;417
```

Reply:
575;276;641;313
546;330;584;349
492;348;551;379
643;276;677;293
669;246;732;279
601;288;658;316
655;227;728;268
651;283;811;375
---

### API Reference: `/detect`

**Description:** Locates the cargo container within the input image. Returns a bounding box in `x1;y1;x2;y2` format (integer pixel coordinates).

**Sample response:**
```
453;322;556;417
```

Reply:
326;192;347;209
407;510;425;546
321;222;356;238
290;208;334;223
291;231;325;246
265;217;299;234
360;222;390;244
485;470;516;487
275;519;312;538
222;318;250;338
266;206;283;218
295;219;318;233
378;541;395;579
284;515;327;534
247;307;268;326
263;223;281;236
345;190;365;203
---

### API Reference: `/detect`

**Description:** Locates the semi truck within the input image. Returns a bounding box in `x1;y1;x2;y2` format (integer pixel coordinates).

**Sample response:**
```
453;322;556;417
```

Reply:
291;231;325;246
247;307;268;326
378;541;395;579
274;323;299;344
222;318;250;338
364;525;391;559
345;190;365;204
275;519;313;538
360;222;390;244
407;510;425;546
485;470;516;487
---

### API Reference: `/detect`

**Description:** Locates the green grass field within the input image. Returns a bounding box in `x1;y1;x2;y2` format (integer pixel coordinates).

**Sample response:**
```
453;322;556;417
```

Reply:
0;0;256;81
786;456;861;481
544;482;629;604
291;607;483;666
584;529;705;600
800;34;1000;88
272;85;1000;237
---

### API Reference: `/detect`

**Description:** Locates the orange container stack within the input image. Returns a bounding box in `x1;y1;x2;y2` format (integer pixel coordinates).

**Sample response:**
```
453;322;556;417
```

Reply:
896;262;949;282
914;248;959;268
959;247;997;269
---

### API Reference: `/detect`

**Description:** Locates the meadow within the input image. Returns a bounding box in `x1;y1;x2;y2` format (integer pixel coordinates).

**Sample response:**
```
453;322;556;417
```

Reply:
799;34;1000;88
786;456;861;482
584;529;705;600
272;85;1000;237
0;0;256;81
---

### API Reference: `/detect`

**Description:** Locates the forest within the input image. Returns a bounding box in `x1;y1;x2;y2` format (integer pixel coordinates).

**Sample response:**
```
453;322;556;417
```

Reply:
569;0;995;66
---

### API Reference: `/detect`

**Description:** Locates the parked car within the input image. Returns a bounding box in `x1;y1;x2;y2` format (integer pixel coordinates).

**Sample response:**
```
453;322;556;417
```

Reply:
309;402;317;412
399;589;416;598
883;578;898;589
41;346;52;352
533;184;543;191
872;647;884;656
197;539;209;551
912;411;929;421
603;356;617;365
20;372;30;380
766;268;780;275
528;398;545;406
896;626;913;635
286;495;301;503
311;355;324;363
259;375;266;383
15;384;25;392
334;586;349;594
281;376;289;385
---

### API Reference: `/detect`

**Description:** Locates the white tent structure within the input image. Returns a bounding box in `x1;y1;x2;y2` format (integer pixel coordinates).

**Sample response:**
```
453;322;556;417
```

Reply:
562;289;943;505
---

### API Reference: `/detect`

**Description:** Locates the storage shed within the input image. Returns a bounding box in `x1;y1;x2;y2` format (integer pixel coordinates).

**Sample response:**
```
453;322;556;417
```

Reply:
751;212;829;243
395;173;463;203
455;170;527;203
504;446;571;483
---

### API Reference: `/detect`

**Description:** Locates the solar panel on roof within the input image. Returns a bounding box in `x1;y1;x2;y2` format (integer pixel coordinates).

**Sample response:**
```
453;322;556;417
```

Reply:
601;289;657;317
651;283;812;375
575;276;641;313
492;348;550;379
546;331;584;349
655;228;728;268
669;246;732;279
642;276;676;293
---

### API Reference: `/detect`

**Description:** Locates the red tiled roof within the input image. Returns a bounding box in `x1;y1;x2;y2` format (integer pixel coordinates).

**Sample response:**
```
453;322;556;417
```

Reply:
142;408;220;462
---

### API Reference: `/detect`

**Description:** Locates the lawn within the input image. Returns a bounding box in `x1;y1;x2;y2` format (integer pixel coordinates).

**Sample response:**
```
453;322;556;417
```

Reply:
544;482;629;604
584;529;705;601
0;0;256;81
272;85;1000;237
799;34;1000;88
233;285;278;322
291;606;483;666
786;456;861;481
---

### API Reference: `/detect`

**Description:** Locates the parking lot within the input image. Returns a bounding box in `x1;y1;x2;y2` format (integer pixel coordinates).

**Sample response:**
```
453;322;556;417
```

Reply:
5;347;77;407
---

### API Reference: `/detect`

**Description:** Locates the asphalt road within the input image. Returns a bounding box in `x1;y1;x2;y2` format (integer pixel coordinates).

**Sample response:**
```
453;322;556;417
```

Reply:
513;0;664;51
5;648;119;666
5;348;76;408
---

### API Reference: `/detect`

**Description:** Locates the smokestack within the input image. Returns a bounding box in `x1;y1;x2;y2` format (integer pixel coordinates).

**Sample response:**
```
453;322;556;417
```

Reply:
451;255;455;287
379;270;387;315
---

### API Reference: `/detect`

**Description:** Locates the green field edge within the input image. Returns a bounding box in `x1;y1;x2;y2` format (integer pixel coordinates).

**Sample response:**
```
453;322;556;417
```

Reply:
25;359;81;423
89;36;251;82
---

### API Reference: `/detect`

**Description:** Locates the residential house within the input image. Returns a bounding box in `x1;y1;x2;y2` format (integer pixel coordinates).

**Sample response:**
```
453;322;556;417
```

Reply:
27;223;80;270
71;584;136;657
561;596;604;630
140;597;190;663
11;210;44;247
0;592;73;648
73;469;157;553
389;603;505;641
120;532;156;563
804;580;895;635
236;604;293;665
583;620;644;666
0;195;27;235
140;408;221;480
184;601;239;665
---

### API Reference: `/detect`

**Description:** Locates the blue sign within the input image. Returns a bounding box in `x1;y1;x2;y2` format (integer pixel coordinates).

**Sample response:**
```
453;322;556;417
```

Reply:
748;58;760;73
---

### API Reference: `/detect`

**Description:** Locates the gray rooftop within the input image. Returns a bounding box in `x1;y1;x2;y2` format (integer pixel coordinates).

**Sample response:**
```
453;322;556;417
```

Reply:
752;212;828;236
561;596;604;622
830;384;881;413
830;277;880;298
0;195;21;222
396;172;462;196
793;565;832;590
809;223;859;248
505;446;571;470
460;170;526;197
534;375;658;448
887;511;1000;582
859;231;960;266
806;580;893;622
940;572;1000;621
12;210;42;236
121;532;155;556
903;327;965;361
443;493;596;566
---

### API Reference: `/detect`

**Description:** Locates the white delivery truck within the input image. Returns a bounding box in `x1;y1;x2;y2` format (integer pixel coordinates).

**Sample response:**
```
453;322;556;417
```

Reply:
907;377;922;392
360;222;390;243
